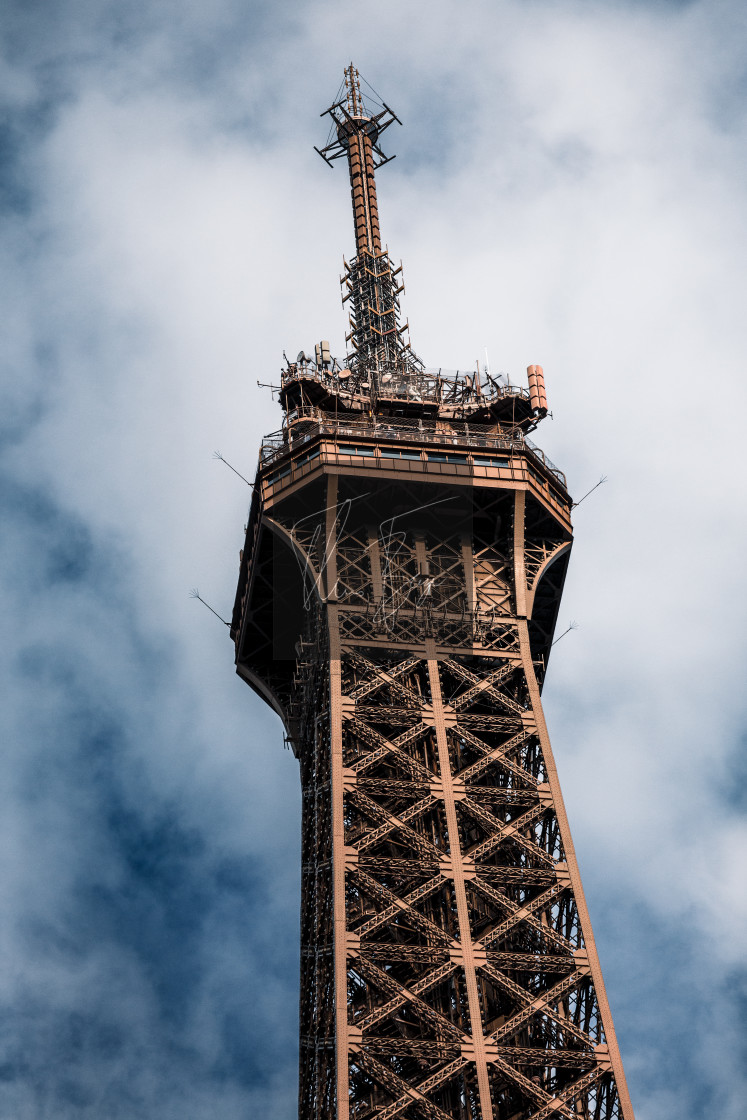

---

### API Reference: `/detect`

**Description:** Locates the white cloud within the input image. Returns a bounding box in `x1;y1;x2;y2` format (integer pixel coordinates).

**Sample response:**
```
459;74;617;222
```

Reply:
1;0;745;1116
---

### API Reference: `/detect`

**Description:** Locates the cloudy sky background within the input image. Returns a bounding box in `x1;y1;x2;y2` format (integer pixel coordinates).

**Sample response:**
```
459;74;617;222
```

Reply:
1;0;746;1116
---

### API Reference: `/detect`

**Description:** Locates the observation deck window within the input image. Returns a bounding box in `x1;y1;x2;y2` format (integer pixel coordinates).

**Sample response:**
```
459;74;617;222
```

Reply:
381;448;422;460
426;452;469;464
267;464;291;485
295;447;321;467
338;445;375;456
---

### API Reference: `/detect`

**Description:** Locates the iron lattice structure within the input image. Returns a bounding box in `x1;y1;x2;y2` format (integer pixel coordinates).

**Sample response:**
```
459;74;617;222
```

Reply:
231;65;634;1120
315;64;422;397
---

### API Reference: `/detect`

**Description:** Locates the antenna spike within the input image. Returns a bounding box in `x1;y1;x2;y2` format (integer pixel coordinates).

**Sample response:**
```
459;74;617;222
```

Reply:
214;451;254;489
572;475;608;509
189;588;229;626
552;620;580;647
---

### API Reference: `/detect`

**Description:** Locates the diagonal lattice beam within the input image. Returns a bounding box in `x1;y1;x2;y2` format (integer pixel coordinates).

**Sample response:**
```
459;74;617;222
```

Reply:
347;717;432;781
355;955;462;1035
352;868;451;942
356;1051;463;1120
480;961;597;1050
472;878;577;955
529;1067;606;1120
349;788;441;859
348;651;423;703
444;658;526;717
454;726;538;787
460;796;549;859
488;972;591;1046
371;1056;471;1120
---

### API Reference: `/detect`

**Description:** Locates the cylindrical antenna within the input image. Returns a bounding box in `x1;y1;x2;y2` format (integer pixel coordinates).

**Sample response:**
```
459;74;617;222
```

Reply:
342;64;381;257
527;364;548;416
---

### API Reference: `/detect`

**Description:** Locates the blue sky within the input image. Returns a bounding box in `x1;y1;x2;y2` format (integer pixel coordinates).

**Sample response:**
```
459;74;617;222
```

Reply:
1;0;746;1117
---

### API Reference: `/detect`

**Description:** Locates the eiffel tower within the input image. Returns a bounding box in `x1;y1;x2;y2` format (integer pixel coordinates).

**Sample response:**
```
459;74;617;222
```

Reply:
231;63;635;1120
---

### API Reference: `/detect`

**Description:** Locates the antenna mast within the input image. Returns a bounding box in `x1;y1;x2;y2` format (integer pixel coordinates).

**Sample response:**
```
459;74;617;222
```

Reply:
342;63;381;257
316;63;422;405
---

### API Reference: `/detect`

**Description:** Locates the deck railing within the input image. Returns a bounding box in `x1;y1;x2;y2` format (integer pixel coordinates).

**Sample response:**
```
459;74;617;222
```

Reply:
259;411;567;489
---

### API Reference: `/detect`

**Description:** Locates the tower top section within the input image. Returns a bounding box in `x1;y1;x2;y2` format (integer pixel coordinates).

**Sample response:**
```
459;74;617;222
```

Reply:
280;64;548;433
315;62;401;257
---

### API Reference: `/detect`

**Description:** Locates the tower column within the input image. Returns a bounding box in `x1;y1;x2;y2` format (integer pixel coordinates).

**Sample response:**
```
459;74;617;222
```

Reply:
329;616;350;1120
517;620;636;1119
233;62;636;1120
324;477;351;1120
426;646;495;1120
514;485;634;1118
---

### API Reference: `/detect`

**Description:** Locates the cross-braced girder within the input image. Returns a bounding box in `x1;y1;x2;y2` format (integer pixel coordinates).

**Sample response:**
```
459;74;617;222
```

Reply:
231;61;634;1120
234;461;634;1120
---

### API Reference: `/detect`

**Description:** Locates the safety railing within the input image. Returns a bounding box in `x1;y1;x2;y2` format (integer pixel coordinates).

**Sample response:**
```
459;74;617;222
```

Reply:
259;413;567;489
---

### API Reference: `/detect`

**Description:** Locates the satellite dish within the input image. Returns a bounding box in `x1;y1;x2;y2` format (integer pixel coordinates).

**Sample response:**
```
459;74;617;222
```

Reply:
382;373;393;384
297;351;307;364
338;369;351;380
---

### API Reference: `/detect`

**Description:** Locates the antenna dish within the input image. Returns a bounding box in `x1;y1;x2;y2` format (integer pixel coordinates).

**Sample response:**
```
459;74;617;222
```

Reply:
297;351;307;364
338;369;352;380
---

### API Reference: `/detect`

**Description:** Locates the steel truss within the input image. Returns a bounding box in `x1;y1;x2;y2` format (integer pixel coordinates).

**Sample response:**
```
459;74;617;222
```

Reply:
231;62;634;1120
233;466;634;1120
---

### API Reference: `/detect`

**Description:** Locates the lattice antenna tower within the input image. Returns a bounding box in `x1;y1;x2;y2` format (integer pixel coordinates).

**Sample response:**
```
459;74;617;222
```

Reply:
315;62;422;407
231;64;636;1120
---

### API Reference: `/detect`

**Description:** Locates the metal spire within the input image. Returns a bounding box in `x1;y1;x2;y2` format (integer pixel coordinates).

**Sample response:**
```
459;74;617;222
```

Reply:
231;66;636;1120
316;64;422;403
